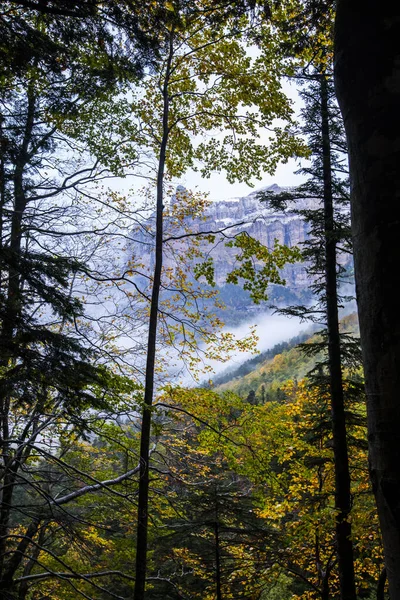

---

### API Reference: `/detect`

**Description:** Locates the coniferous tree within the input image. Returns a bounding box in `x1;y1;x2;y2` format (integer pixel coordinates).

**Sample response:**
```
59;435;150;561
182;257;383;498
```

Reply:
0;6;154;596
0;0;161;86
148;392;279;600
259;68;360;600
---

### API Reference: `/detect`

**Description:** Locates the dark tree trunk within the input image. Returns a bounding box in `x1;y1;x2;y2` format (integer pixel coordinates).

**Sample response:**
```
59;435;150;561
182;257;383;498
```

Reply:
320;74;356;600
133;114;166;599
214;494;222;600
133;33;174;600
17;523;47;600
334;2;400;597
0;91;34;580
377;567;387;600
214;520;222;600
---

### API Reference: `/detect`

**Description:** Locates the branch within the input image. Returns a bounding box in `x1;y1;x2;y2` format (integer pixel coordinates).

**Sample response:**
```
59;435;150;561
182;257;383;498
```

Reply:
163;221;247;243
51;444;156;506
52;466;139;506
16;569;135;584
8;0;98;17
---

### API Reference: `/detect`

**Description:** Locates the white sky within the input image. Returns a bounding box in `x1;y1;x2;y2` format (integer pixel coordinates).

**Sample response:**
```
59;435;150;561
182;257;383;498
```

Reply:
180;156;307;202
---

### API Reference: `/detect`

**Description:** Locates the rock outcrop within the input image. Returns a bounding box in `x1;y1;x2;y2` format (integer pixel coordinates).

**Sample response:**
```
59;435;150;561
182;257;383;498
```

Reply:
128;184;352;301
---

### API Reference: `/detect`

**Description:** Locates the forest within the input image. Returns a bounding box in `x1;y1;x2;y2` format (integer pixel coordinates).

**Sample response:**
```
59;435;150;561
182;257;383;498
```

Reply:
0;1;399;600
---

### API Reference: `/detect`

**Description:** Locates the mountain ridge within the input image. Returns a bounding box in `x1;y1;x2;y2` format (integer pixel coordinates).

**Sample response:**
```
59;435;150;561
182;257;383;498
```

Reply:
128;184;352;322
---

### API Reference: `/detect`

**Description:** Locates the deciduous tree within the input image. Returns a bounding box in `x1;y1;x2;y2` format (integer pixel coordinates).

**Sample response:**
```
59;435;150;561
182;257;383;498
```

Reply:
334;3;400;596
126;4;308;596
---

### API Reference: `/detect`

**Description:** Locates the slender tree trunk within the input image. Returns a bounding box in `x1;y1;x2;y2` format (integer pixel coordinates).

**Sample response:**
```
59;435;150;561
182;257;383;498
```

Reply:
320;74;356;600
17;524;47;600
0;112;6;286
334;3;400;597
214;493;222;600
321;572;330;600
1;519;40;594
0;163;26;576
133;33;174;600
317;466;331;600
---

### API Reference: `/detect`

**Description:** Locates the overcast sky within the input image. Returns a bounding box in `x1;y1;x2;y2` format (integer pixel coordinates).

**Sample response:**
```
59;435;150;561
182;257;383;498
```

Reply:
180;155;307;202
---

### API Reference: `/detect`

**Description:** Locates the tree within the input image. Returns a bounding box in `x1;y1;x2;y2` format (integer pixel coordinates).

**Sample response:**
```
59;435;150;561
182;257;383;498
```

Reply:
0;68;146;594
0;6;159;596
153;386;280;600
161;377;382;599
231;379;382;600
334;3;400;597
0;0;161;84
258;62;360;598
3;416;144;600
126;4;308;597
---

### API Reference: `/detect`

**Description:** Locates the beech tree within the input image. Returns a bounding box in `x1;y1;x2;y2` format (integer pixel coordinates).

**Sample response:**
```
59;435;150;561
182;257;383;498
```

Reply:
126;3;309;596
0;3;305;596
334;2;400;597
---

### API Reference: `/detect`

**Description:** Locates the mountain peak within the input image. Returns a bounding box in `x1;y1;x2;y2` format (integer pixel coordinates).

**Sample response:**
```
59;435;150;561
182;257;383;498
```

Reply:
265;183;281;192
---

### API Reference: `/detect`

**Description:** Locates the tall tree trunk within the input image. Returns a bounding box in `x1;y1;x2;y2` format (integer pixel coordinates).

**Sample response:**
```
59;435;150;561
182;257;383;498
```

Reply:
133;33;174;600
214;493;222;600
334;2;400;597
320;74;356;600
377;568;387;600
0;111;6;287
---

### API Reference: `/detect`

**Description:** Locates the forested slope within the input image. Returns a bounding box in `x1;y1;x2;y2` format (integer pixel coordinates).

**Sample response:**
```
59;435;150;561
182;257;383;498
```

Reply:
216;312;359;402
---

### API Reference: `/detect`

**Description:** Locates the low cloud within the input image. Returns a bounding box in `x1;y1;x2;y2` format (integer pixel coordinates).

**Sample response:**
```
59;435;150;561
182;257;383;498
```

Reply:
173;309;309;387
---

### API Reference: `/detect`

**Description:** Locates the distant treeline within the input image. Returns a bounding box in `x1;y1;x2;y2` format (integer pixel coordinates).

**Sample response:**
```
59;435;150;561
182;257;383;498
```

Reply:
210;327;318;387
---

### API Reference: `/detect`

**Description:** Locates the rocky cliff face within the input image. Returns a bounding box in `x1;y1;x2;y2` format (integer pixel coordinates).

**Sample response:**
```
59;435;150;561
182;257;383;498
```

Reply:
129;184;351;302
194;184;313;288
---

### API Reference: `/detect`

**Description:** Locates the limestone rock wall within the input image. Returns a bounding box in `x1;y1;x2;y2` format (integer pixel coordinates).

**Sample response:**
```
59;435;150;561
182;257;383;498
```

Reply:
128;184;351;294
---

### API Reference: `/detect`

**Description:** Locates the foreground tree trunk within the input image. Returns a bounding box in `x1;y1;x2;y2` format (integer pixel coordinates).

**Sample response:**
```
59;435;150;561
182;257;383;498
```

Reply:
320;75;356;600
334;3;400;597
133;31;173;600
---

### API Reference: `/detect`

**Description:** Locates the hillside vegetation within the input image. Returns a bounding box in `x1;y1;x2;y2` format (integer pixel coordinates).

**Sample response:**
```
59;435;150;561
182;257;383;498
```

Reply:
216;312;359;401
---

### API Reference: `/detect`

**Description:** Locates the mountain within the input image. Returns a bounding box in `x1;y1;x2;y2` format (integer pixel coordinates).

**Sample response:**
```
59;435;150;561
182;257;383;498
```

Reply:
171;183;313;289
128;184;352;322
